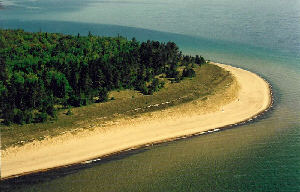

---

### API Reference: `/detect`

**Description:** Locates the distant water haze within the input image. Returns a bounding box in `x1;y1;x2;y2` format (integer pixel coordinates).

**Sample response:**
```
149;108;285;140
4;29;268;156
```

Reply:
1;0;300;57
1;0;300;191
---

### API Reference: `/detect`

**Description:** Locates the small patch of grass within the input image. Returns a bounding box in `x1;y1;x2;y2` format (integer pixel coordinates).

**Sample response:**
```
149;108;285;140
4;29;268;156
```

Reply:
1;64;233;149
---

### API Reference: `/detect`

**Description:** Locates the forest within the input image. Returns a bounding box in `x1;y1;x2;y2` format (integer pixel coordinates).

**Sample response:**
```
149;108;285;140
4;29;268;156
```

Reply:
0;29;205;125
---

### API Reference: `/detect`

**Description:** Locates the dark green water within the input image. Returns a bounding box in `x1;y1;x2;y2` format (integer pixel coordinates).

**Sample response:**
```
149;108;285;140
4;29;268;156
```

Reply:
1;0;300;191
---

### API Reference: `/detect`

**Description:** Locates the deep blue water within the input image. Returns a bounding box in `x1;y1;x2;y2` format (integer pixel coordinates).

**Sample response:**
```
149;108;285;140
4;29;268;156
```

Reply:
1;0;300;191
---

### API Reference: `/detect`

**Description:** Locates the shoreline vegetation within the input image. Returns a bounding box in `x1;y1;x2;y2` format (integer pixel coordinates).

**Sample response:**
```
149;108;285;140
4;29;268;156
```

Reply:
0;29;205;127
1;61;272;180
0;28;208;149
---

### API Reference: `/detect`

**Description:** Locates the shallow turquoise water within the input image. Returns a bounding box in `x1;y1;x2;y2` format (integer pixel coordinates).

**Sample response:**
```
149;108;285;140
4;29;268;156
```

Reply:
1;0;300;191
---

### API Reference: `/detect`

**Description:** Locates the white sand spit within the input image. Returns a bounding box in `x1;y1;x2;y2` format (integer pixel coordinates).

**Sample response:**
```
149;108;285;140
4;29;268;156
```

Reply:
1;63;271;179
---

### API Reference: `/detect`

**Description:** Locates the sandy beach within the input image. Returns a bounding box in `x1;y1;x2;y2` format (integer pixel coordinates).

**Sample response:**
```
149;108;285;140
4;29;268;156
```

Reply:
1;63;272;180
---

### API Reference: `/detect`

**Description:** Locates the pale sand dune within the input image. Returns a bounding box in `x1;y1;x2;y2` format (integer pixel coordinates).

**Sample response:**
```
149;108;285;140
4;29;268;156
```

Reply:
1;63;272;179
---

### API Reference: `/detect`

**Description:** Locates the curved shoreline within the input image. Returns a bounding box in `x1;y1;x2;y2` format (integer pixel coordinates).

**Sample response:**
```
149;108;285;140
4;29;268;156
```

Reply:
1;63;273;180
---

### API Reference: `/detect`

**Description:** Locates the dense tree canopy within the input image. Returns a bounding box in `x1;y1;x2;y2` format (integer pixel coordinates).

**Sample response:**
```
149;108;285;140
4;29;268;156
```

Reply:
0;29;206;124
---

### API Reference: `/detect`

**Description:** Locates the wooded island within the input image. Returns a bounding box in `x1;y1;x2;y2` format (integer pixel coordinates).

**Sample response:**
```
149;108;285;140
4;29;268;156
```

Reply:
0;29;205;125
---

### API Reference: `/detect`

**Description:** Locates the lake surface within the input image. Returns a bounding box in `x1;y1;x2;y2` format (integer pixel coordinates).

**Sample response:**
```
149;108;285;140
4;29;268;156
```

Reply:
1;0;300;191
